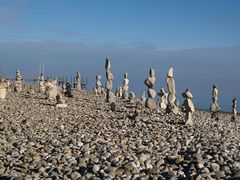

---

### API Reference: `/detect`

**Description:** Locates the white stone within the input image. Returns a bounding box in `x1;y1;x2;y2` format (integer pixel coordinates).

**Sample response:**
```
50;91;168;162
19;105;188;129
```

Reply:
45;80;58;102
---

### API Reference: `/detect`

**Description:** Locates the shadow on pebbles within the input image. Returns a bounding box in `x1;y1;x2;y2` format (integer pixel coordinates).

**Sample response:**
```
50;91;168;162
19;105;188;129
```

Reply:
0;89;240;179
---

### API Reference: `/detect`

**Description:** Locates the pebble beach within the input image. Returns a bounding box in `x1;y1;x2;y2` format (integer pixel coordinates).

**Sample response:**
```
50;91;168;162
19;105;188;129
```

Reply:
0;87;240;179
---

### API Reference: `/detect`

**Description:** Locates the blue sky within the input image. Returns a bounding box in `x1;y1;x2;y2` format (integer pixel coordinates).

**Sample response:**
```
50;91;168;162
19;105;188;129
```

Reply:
0;0;240;111
0;0;240;49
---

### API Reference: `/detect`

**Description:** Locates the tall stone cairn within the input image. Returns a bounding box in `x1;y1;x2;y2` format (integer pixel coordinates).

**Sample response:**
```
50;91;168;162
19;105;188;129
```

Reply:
76;71;81;90
182;89;195;126
144;68;156;111
210;85;220;119
232;97;237;121
105;58;115;103
39;73;45;93
122;73;129;100
166;67;179;114
95;74;102;95
14;70;23;92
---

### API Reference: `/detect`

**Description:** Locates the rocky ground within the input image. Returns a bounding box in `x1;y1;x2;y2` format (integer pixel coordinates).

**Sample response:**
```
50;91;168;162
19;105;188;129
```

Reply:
0;87;240;179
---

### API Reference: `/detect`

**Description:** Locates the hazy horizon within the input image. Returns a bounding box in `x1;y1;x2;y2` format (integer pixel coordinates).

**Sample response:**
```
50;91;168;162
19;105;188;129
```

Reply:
1;41;240;112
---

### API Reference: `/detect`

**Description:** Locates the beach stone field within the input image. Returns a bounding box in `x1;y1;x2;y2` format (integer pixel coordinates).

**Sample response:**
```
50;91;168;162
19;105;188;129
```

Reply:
0;88;240;179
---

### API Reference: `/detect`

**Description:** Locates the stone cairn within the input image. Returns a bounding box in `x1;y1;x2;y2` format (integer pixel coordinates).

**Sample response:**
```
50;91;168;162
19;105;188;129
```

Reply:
66;82;73;97
122;73;129;100
56;93;68;108
140;90;146;105
182;89;195;126
105;58;115;103
76;71;81;91
166;68;179;114
158;87;168;111
144;68;156;111
95;74;102;95
14;70;23;92
115;85;120;97
44;79;58;102
231;97;237;121
27;85;35;95
210;85;220;120
39;73;45;93
119;86;123;98
129;91;136;104
0;78;8;99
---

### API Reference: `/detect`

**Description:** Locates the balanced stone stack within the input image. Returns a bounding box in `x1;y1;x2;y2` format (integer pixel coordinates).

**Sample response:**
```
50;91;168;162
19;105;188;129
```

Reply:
232;97;237;121
158;87;168;111
115;85;120;97
76;71;81;91
0;78;8;99
182;89;195;126
105;58;115;103
144;68;156;111
56;93;68;108
129;91;136;104
210;85;220;119
61;84;66;94
166;68;179;114
140;90;146;105
119;86;123;98
27;85;35;95
95;74;102;95
44;79;58;102
66;82;73;97
14;70;23;92
122;73;129;100
39;73;45;93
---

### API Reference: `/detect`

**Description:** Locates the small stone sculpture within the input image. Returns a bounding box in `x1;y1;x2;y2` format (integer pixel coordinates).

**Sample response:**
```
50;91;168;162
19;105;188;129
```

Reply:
105;58;115;103
95;74;102;95
0;78;8;99
129;91;136;104
39;73;45;93
140;90;146;105
45;79;58;102
27;85;34;95
182;89;195;126
122;73;129;100
232;98;237;121
76;71;81;90
115;85;120;97
210;85;220;119
14;70;23;92
158;87;168;111
144;68;156;111
166;68;179;114
61;84;66;94
101;87;106;96
119;86;123;98
56;93;68;108
66;82;73;97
